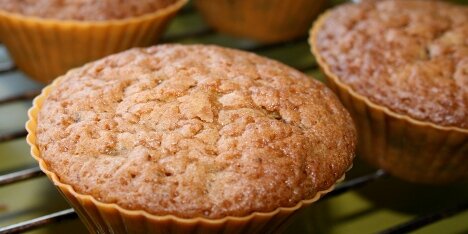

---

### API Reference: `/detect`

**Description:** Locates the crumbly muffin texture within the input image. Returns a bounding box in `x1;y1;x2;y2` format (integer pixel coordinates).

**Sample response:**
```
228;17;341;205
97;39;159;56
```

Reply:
0;0;176;21
314;0;468;128
36;45;356;218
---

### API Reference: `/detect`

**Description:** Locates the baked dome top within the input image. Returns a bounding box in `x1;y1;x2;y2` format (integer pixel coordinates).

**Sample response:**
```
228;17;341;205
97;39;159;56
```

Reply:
36;44;356;218
313;0;468;128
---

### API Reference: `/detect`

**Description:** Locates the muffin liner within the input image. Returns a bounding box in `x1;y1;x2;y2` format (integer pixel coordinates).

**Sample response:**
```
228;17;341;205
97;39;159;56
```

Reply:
26;75;348;233
195;0;326;43
310;12;468;184
0;0;187;84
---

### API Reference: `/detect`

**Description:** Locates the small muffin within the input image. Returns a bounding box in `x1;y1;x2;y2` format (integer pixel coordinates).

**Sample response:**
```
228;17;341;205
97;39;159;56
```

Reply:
310;0;468;183
0;0;187;83
27;44;356;233
195;0;327;43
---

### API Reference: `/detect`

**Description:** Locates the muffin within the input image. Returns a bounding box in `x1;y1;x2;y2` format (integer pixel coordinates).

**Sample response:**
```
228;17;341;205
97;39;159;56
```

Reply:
0;0;187;83
195;0;327;43
26;44;356;233
310;0;468;183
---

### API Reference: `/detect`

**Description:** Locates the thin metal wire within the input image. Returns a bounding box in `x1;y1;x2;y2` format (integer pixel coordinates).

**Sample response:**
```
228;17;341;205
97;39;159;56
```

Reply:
0;89;41;105
0;170;386;233
162;27;213;43
322;169;387;200
0;167;44;186
0;130;27;143
247;36;308;52
0;61;15;74
378;201;468;234
297;63;319;72
0;209;77;234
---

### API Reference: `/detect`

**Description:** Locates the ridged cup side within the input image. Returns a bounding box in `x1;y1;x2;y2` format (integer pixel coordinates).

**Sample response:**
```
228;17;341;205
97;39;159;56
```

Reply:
26;74;346;233
310;11;468;184
195;0;326;43
0;0;186;83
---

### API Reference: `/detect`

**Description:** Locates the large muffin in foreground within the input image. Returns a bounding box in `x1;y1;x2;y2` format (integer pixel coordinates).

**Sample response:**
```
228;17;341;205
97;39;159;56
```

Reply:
0;0;186;83
27;44;356;233
310;0;468;183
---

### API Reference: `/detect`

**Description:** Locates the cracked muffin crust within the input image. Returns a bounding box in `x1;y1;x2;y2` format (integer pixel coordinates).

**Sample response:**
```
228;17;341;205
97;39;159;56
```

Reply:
0;0;176;21
313;0;468;128
36;44;356;218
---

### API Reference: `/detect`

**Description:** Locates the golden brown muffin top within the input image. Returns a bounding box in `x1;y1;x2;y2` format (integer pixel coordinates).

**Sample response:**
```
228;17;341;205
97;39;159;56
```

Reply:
0;0;176;21
36;44;356;218
313;0;468;128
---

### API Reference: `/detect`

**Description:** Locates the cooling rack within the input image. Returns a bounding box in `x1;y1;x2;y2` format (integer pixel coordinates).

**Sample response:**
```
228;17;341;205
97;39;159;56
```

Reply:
1;2;468;234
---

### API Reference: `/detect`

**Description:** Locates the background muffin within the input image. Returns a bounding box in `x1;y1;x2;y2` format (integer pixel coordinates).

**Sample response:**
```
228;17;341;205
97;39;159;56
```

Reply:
0;0;177;21
195;0;327;43
28;44;356;232
310;0;468;183
0;0;187;83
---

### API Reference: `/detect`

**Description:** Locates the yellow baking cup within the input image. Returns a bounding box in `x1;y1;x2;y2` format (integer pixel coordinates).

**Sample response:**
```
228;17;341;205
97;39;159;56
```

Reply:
195;0;326;43
26;73;348;233
0;0;187;83
310;11;468;184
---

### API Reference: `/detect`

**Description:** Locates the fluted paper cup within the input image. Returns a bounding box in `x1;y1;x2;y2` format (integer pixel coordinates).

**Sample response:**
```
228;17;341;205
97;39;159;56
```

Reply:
195;0;327;43
26;74;348;233
0;0;187;83
310;11;468;184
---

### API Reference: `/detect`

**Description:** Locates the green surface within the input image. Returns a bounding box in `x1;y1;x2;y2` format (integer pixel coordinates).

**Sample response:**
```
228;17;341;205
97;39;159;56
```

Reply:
1;1;468;233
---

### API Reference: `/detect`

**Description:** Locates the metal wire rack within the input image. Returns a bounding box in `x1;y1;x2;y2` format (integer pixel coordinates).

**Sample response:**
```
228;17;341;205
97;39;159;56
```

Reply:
0;3;467;234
